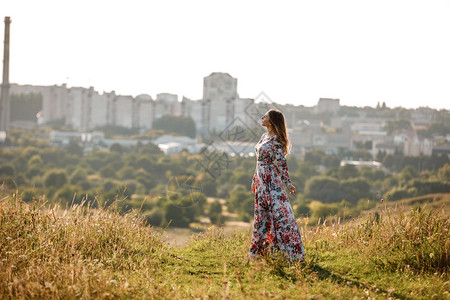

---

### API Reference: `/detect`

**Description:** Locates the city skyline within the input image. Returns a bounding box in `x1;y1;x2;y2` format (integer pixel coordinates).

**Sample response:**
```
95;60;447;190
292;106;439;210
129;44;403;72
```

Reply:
1;0;449;110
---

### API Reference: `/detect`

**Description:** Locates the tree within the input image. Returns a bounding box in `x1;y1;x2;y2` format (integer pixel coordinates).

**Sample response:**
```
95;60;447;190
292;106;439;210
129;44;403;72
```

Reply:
145;207;163;227
418;122;450;138
140;143;163;155
44;169;68;189
438;163;450;182
338;165;359;180
208;200;224;225
99;165;117;179
67;140;83;156
136;156;155;173
152;115;196;138
110;143;125;155
27;154;44;169
70;168;88;185
383;119;412;134
0;164;15;177
340;178;371;205
119;166;136;180
227;185;253;215
295;196;311;217
359;167;386;182
305;176;341;203
304;149;326;165
232;171;252;185
201;180;217;197
400;165;419;182
162;201;190;228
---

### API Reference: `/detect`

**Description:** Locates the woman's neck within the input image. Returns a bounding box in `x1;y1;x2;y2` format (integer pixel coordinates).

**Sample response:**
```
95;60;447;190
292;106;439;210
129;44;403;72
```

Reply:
267;128;275;136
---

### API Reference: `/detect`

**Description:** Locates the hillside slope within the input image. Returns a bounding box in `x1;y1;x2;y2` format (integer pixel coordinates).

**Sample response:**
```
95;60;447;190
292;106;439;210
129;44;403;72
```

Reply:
0;194;448;299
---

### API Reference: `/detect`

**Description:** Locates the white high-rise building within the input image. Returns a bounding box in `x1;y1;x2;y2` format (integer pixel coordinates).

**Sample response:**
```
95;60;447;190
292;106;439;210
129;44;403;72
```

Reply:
155;93;180;119
8;72;256;135
134;94;154;129
181;96;203;133
201;72;238;133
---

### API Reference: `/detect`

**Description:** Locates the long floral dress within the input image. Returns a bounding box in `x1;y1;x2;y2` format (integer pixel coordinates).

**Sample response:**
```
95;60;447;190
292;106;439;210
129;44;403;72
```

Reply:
249;133;305;261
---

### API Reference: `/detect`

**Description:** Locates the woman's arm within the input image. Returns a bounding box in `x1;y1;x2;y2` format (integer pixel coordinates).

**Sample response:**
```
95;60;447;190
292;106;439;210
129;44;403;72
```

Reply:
251;133;265;191
272;141;293;188
251;167;257;193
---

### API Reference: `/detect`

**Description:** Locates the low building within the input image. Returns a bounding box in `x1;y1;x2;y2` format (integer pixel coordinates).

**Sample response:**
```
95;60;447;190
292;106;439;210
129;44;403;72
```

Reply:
372;141;398;158
340;159;383;169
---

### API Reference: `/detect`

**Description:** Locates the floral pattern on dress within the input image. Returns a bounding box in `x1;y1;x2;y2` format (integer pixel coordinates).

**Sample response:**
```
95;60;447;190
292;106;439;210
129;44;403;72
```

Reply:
249;133;306;262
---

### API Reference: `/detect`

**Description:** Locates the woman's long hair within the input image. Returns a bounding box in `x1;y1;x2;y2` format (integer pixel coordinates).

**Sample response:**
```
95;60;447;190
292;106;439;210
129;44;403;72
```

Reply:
268;109;291;155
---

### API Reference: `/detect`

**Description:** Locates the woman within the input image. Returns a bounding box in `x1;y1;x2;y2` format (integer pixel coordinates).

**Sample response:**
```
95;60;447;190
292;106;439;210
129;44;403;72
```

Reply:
248;109;305;262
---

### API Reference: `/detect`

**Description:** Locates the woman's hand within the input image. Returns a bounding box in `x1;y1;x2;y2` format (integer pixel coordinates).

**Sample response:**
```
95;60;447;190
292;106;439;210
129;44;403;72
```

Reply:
287;184;296;195
251;182;256;194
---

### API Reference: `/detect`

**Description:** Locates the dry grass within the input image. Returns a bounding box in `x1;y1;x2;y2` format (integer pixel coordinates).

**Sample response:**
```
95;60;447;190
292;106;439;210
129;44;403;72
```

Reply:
1;192;449;299
0;193;166;299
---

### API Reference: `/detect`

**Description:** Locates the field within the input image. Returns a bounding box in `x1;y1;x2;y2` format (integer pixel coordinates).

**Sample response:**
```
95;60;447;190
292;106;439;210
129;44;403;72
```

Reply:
0;193;449;299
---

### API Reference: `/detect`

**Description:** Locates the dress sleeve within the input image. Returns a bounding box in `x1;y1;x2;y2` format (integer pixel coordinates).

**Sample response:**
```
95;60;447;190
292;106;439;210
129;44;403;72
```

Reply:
252;169;257;186
252;133;266;186
272;140;292;187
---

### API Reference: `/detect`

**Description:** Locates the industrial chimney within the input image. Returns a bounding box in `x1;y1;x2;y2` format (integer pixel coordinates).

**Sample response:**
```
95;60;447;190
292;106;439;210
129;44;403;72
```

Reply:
0;16;11;133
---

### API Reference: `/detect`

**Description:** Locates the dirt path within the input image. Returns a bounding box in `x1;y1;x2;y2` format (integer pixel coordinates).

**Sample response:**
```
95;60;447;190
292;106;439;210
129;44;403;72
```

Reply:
159;221;252;248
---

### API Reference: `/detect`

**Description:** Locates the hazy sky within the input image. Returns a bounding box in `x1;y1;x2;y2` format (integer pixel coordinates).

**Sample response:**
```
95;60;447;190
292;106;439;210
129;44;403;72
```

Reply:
1;0;449;109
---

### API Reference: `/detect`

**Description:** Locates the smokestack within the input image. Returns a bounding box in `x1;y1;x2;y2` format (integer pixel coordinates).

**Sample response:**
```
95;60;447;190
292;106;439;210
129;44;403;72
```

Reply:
0;16;11;133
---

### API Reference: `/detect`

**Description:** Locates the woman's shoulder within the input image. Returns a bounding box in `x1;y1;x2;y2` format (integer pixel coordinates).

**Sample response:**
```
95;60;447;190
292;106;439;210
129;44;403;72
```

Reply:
259;133;278;142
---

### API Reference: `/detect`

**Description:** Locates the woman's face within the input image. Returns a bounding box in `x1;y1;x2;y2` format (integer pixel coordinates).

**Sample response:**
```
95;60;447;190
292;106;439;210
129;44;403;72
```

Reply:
261;111;271;127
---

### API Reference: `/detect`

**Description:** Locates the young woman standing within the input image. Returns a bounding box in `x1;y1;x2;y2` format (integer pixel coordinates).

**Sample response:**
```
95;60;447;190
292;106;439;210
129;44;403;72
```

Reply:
249;109;305;262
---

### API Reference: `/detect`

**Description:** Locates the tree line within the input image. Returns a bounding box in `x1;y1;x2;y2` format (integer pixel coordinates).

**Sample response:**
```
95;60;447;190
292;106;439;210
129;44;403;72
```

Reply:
0;128;449;227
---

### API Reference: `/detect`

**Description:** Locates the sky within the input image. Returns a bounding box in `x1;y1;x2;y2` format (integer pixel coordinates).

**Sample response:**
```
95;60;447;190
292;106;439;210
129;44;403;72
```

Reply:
1;0;449;110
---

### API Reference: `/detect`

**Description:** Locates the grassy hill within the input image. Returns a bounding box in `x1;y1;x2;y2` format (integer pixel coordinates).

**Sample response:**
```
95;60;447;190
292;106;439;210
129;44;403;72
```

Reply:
0;193;448;299
361;193;450;216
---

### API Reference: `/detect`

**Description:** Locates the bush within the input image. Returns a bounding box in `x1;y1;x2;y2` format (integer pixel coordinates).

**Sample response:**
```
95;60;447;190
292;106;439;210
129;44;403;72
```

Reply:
145;207;164;227
295;202;311;217
162;202;190;228
208;200;224;225
310;202;339;224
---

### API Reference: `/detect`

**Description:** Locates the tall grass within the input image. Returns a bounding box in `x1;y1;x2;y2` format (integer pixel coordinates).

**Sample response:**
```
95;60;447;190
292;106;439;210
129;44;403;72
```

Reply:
1;191;449;299
0;193;165;298
352;205;448;273
306;203;449;274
